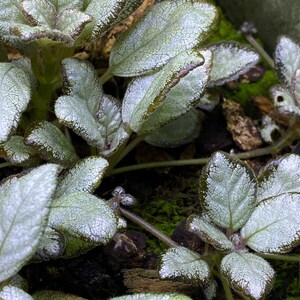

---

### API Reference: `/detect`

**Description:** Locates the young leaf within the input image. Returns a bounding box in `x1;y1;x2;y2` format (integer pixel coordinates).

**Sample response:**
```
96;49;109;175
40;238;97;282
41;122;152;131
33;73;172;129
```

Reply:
187;215;233;251
54;156;109;198
123;49;211;134
207;42;259;86
200;151;257;231
144;109;204;148
275;35;300;87
0;63;31;142
109;0;218;76
159;246;210;285
25;121;79;167
111;294;192;300
0;164;60;282
258;154;300;201
241;192;300;253
0;286;33;300
49;192;118;243
0;135;39;167
221;252;275;300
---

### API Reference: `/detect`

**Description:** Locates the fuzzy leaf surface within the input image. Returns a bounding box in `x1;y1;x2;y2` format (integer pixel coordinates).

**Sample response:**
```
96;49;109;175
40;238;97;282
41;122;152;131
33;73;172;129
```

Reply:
54;156;109;198
0;63;31;142
241;192;300;253
144;109;203;147
200;151;257;231
275;35;300;86
109;0;217;76
0;164;60;282
111;294;191;300
159;246;210;285
0;286;33;300
221;252;274;300
123;49;211;134
49;192;118;243
258;154;300;201
0;135;39;166
25;121;79;167
207;42;259;86
187;215;233;251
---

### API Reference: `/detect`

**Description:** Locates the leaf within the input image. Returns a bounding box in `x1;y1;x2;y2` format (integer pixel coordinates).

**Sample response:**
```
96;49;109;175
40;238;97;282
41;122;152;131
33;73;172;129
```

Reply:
49;192;118;243
63;235;96;258
291;68;300;103
275;35;300;87
54;156;109;198
0;63;31;142
48;0;85;12
221;252;275;300
241;192;300;253
144;109;204;148
258;154;300;201
159;246;210;285
187;215;233;251
0;164;60;282
109;0;218;76
0;135;39;167
32;290;86;299
207;42;259;86
200;151;257;231
197;91;220;112
25;121;79;167
0;286;33;300
111;294;192;300
123;49;212;134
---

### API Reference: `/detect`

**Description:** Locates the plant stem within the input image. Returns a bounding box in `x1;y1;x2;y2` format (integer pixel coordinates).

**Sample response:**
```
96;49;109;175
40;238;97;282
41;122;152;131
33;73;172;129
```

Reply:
119;207;178;248
0;162;13;169
257;253;300;262
214;271;234;300
99;70;113;84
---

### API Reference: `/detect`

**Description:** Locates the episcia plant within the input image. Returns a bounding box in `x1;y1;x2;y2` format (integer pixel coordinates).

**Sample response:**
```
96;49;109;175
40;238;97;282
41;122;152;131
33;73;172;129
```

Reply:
0;0;263;298
157;151;300;300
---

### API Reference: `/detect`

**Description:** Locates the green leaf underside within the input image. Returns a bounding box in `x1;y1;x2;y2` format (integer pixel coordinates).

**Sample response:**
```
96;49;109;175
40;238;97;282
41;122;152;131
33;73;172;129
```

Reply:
200;151;257;231
111;294;192;300
258;154;300;201
159;246;210;285
0;286;33;300
0;63;31;142
109;0;218;76
221;252;274;300
123;49;211;134
0;164;60;282
49;192;118;243
32;290;86;299
0;135;39;166
275;35;300;87
63;235;96;258
25;121;79;166
241;192;300;253
207;42;259;86
54;156;109;198
187;215;233;251
144;109;203;147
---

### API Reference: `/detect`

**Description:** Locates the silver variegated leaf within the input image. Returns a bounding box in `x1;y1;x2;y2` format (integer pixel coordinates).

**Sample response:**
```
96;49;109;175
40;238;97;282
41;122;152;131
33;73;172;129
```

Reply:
187;215;233;251
48;0;85;12
25;121;79;167
109;0;217;76
32;290;86;299
241;192;300;253
197;91;219;112
123;49;211;134
111;294;192;300
270;85;300;116
221;252;274;300
159;246;210;285
200;151;257;231
0;63;31;142
291;68;300;102
54;156;109;198
275;35;300;87
144;109;204;147
202;280;217;300
0;164;60;282
207;42;259;86
0;135;39;166
258;154;300;201
0;286;33;300
49;192;118;243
